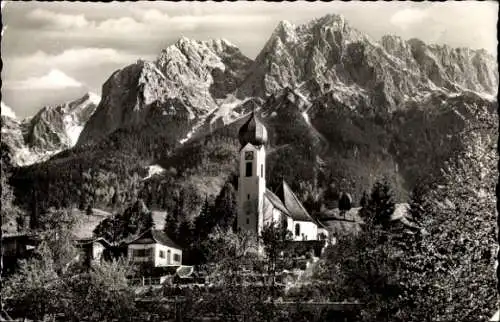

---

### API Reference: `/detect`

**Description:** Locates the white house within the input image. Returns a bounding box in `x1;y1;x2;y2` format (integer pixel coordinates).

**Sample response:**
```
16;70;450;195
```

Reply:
236;112;328;243
127;229;182;267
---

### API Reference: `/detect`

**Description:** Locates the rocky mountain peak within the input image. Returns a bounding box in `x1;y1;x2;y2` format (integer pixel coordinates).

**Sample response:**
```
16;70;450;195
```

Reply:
272;20;297;43
78;36;252;146
238;13;497;112
2;93;100;166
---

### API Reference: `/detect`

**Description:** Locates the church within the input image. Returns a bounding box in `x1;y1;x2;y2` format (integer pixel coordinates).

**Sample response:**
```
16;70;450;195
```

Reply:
236;112;329;242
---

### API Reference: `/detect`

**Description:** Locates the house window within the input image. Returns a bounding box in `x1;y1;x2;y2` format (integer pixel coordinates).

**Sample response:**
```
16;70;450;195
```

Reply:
167;250;171;264
261;164;263;177
245;162;252;177
173;254;181;262
295;224;300;236
246;218;250;225
133;249;151;257
159;250;165;258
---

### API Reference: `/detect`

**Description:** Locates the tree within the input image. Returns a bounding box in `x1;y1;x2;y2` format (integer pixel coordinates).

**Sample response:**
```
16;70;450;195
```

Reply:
360;190;369;208
94;199;154;242
187;229;280;322
86;204;93;216
393;129;497;321
1;161;22;232
212;183;238;231
60;259;136;322
3;209;78;320
3;257;60;321
407;179;432;224
360;179;396;228
261;221;294;294
338;192;353;218
164;211;179;243
194;196;214;239
36;208;79;275
110;187;119;209
317;229;404;321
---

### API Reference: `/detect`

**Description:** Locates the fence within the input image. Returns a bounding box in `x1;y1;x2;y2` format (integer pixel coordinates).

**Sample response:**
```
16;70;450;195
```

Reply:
129;276;162;286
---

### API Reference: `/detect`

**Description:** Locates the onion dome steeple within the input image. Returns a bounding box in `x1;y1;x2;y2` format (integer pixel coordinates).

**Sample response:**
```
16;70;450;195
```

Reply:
238;112;268;147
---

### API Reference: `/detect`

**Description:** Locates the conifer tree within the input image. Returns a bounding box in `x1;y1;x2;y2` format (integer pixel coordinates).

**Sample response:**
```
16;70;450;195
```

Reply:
195;196;213;239
361;179;395;228
164;192;182;240
212;183;237;231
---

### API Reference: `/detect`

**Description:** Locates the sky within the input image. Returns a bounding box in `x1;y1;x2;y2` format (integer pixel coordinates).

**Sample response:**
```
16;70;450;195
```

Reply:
1;1;498;118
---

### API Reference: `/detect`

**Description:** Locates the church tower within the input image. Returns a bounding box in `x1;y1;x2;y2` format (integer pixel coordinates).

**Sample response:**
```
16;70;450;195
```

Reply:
237;112;268;235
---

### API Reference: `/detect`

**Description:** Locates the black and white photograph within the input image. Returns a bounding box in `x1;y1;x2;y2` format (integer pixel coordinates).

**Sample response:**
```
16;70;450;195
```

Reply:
0;1;498;321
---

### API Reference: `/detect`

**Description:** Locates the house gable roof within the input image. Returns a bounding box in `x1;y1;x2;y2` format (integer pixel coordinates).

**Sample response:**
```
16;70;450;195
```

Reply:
126;229;181;250
75;237;112;248
274;181;316;222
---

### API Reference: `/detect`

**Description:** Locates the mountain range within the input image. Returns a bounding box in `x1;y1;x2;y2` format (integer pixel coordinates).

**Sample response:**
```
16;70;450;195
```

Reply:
2;13;498;229
1;92;100;166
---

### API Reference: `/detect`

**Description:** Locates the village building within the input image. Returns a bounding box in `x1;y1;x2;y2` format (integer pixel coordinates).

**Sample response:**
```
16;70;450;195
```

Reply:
75;237;112;267
317;203;421;238
126;228;182;267
1;233;39;275
236;112;329;244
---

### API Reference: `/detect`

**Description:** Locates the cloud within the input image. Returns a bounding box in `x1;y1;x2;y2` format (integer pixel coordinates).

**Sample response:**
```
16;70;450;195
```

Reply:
27;8;90;29
1;102;17;119
7;69;84;90
3;48;146;88
390;8;429;30
12;48;140;69
24;7;271;36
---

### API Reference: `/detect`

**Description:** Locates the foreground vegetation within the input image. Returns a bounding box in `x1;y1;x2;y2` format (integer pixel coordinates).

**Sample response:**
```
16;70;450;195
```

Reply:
3;130;496;320
2;91;497;321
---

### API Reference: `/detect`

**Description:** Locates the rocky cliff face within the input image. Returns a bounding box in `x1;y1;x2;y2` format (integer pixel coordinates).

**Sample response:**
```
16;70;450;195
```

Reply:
237;14;497;112
1;93;100;166
76;14;497;149
78;38;252;146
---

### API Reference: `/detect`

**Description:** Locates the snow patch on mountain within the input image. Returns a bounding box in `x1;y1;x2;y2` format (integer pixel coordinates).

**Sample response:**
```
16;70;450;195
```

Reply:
301;111;311;125
1;102;17;119
143;164;166;181
87;92;101;106
210;95;250;125
179;115;209;144
14;147;63;167
62;92;101;147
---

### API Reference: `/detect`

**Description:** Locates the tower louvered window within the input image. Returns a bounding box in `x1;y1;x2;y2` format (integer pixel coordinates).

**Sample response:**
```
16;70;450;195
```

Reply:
245;162;252;177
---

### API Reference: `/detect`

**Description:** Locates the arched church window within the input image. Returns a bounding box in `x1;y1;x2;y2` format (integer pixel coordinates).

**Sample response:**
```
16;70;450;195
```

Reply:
295;223;300;236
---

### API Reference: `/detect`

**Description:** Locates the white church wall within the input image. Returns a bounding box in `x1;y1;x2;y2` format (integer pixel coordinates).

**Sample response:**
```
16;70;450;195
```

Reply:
292;221;318;241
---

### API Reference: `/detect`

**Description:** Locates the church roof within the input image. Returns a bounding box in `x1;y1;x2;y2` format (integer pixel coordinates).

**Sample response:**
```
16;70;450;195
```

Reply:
238;112;268;147
265;189;291;216
273;181;316;222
